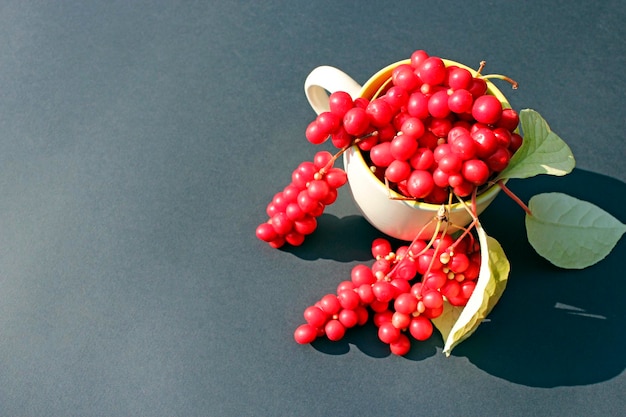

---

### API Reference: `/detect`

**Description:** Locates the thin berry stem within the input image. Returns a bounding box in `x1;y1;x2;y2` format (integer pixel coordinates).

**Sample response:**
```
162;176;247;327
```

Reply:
476;60;487;75
481;74;519;89
449;192;480;252
497;180;533;216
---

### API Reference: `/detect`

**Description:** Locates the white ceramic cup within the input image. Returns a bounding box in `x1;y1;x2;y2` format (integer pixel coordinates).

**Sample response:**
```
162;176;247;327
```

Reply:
304;59;508;241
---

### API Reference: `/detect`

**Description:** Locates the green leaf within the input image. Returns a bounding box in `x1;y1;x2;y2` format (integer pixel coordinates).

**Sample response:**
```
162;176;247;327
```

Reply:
431;222;510;356
525;192;626;269
495;109;575;181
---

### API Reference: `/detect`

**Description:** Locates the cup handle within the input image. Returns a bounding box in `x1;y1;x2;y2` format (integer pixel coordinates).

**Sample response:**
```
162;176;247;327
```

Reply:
304;66;362;115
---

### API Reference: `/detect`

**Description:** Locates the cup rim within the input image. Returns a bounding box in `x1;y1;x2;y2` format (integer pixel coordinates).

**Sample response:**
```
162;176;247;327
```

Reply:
348;58;510;211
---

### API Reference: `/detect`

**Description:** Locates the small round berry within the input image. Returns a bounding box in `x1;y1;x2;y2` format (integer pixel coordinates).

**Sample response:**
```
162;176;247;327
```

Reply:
418;56;447;85
329;91;354;117
294;324;318;344
406;169;435;199
462;159;490;185
472;95;502;125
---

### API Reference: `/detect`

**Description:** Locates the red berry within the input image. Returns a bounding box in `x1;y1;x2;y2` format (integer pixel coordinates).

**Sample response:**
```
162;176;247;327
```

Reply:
256;222;278;242
305;120;328;144
357;283;376;304
372;281;395;303
384;86;410;110
366;98;395;127
325;319;346;341
392;64;420;91
432;167;449;188
509;132;523;152
468;78;487;98
446;66;473;90
370;142;395;167
409;316;433;341
324;168;348;188
406;169;435;199
400;117;426;139
486;146;512;172
462;159;490;185
461;281;477;299
329;91;354;117
453;180;475;198
378;321;401;344
331;126;352;148
285;231;305;246
492;127;512;148
438;153;463;174
407;92;430;119
423;270;447;290
313;151;333;169
391;311;411;330
294;215;317;235
371;238;392;259
270;212;293;235
497;108;520;131
472;95;502;125
390;333;411;356
337;289;360;310
385;159;412;183
294;324;318;344
307;179;330;201
338;309;359;328
410;49;430;68
471;127;499;158
427;90;451;118
447;89;473;114
428;117;452;138
343;107;370;136
418;56;447;85
394;293;418;315
409;148;435;170
390;134;419;161
303;306;328;328
316;111;341;134
449;131;477;160
319;294;341;315
351;264;376;286
449;253;470;273
422;289;444;309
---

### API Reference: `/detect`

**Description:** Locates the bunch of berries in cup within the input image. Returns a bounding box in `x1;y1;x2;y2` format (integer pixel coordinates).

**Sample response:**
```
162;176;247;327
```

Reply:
294;231;481;356
305;49;521;204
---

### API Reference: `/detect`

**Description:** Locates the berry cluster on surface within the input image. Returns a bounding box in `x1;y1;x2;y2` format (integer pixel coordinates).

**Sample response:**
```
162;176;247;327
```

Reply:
255;151;348;248
305;49;522;203
294;231;481;355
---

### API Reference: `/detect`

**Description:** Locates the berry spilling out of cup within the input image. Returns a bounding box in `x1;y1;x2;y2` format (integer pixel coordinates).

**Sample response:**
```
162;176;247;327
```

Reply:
256;49;625;356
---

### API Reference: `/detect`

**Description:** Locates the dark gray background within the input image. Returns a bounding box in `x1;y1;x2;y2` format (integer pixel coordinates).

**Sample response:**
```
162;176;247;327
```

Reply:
0;0;624;415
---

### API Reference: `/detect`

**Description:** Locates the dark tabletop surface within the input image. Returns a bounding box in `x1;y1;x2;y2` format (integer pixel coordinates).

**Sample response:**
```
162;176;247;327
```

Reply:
0;0;624;416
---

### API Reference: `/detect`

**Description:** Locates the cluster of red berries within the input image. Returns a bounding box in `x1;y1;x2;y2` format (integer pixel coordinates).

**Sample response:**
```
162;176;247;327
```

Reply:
255;151;348;248
305;49;522;203
294;231;481;356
